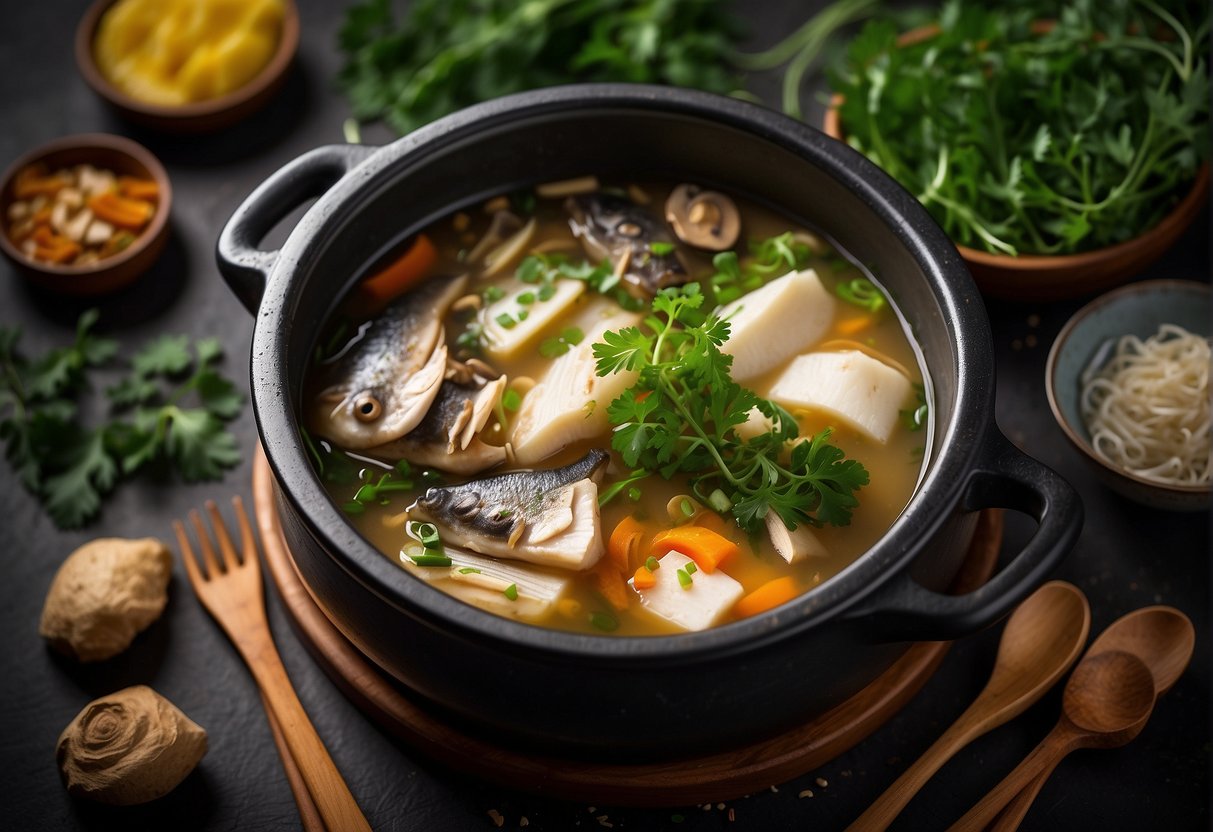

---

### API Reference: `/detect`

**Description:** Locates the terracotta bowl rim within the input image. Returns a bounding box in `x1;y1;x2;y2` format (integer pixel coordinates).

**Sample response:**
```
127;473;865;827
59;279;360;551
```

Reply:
74;0;300;122
1044;278;1212;498
0;132;172;279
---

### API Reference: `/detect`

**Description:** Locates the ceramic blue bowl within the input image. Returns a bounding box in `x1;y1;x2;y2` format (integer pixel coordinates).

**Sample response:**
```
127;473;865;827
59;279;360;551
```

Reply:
1046;279;1211;512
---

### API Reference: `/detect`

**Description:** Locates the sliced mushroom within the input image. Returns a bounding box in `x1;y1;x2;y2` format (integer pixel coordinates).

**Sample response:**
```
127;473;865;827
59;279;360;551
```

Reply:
466;210;524;264
665;184;741;251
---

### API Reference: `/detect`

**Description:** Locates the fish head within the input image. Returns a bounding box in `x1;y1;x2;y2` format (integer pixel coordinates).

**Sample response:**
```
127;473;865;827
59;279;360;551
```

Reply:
566;194;687;295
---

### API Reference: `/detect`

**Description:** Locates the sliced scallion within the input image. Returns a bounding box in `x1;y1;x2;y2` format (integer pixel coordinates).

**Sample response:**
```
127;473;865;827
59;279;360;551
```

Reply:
458;567;482;574
589;611;619;632
685;562;698;575
503;583;519;601
502;389;522;412
644;556;659;572
676;567;693;588
409;553;452;567
707;488;732;513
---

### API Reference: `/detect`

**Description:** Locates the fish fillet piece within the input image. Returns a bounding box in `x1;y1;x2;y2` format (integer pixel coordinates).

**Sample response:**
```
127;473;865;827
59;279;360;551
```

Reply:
768;350;913;444
718;269;835;382
765;512;829;564
410;450;608;570
310;274;468;448
372;378;508;476
629;551;744;632
510;310;641;465
482;279;585;361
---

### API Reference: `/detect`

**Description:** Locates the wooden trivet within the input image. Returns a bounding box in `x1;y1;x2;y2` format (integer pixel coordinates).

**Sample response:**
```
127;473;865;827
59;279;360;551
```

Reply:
252;447;1002;807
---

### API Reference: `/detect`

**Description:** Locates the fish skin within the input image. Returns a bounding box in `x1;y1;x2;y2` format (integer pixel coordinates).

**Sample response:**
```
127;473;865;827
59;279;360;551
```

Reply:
566;194;688;294
309;274;468;448
372;379;507;475
410;449;608;554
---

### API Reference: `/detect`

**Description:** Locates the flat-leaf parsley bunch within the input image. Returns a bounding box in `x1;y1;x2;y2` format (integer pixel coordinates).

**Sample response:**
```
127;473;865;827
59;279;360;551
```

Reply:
592;283;868;532
0;312;244;528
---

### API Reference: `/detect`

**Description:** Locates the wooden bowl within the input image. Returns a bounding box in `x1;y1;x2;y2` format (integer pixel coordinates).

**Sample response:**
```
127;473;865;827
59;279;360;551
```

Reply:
74;0;300;133
1045;279;1211;511
822;22;1211;303
0;133;172;296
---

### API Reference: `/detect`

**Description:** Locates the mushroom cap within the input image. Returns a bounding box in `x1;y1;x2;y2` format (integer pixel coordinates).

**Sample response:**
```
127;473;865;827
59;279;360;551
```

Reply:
665;184;741;251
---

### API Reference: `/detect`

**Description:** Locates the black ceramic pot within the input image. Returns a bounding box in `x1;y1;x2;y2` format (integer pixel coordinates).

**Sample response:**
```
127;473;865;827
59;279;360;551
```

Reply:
218;85;1082;758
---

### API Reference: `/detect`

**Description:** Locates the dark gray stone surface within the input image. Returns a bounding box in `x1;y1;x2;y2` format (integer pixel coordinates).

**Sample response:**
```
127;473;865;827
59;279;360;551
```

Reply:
1;2;1207;830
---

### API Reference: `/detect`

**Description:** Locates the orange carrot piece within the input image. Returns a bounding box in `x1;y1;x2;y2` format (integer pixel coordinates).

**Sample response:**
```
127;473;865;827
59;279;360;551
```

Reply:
735;577;798;619
631;565;657;590
117;176;159;200
649;525;738;573
88;192;154;229
34;241;81;264
608;515;644;575
835;315;872;337
14;169;70;199
32;205;53;224
359;234;438;304
591;561;630;611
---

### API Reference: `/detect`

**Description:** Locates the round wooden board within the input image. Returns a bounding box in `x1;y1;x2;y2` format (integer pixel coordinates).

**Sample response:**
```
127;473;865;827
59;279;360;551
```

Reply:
252;448;1003;807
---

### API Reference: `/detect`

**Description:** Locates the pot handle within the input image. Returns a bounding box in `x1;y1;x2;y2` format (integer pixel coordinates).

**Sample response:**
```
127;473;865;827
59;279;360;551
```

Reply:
216;144;377;314
846;430;1083;643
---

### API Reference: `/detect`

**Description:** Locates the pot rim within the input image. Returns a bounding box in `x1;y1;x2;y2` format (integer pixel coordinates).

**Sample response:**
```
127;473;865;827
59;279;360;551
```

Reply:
249;84;991;663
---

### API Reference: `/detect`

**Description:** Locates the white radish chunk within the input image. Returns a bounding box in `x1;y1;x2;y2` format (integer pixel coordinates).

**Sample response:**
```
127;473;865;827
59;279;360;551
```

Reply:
482;279;585;361
510;309;641;465
734;407;774;441
629;551;744;632
765;512;829;564
718;269;836;381
768;350;913;444
402;548;570;622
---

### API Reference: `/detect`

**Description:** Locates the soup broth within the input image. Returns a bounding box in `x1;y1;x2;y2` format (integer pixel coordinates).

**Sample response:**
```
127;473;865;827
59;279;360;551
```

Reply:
304;179;930;636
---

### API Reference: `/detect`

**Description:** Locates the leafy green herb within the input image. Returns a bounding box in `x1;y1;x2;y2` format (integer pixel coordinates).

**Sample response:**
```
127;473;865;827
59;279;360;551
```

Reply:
830;1;1210;255
593;283;868;533
596;468;649;507
501;388;522;412
0;313;244;528
338;0;744;135
345;468;416;513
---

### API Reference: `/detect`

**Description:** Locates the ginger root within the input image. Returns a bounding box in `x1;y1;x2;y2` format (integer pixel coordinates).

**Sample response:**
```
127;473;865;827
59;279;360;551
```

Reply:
39;537;171;662
57;685;207;805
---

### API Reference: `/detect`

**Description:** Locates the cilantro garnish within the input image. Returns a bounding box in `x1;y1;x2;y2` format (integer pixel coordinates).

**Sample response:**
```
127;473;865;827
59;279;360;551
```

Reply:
592;283;868;533
0;312;244;529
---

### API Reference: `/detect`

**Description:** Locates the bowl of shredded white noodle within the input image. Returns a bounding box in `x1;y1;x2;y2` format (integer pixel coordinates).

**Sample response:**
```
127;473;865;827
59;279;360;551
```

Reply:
1047;279;1211;512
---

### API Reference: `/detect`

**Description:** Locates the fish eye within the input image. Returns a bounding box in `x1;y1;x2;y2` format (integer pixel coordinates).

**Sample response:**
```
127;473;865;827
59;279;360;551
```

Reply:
353;395;382;423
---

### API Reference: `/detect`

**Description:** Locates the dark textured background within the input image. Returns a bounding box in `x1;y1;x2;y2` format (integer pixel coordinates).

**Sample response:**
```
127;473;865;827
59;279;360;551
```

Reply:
1;2;1208;830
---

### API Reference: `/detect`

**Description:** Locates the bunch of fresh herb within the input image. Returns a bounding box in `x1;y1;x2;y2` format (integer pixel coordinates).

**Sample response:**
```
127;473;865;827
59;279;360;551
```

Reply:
593;283;868;532
830;0;1210;255
707;231;817;304
0;312;244;529
339;0;743;135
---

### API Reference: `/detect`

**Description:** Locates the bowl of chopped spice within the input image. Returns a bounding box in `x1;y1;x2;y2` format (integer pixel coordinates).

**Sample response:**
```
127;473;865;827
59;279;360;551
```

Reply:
0;133;171;296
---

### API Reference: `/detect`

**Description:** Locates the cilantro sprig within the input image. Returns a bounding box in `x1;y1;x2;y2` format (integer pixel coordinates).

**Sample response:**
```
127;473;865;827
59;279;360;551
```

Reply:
592;284;868;533
0;313;244;529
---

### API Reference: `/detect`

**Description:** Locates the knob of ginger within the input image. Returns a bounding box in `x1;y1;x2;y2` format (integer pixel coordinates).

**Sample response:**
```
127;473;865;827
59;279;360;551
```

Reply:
57;685;207;805
39;537;171;662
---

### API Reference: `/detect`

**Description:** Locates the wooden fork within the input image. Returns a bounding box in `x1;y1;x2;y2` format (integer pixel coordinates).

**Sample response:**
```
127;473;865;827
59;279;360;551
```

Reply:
175;497;371;832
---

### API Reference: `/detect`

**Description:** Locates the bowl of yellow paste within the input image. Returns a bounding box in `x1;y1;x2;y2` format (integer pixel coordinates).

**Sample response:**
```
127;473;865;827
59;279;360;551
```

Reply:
75;0;299;132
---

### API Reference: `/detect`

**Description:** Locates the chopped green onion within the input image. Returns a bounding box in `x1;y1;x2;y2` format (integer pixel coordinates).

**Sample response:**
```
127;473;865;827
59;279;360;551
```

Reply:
341;501;366;515
503;583;519;601
483;285;506;302
458;567;482;574
420;469;443;485
394;459;412;476
707;488;732;513
645;556;659;572
835;277;886;313
680;497;694;517
561;326;584;345
537;283;556;301
685;562;697;575
650;241;675;256
676;568;693;588
502;388;522;412
495;313;516;329
517;310;529;322
516;256;543;283
589;611;619;632
517;292;535;306
627;487;642;502
539;338;570;358
408;553;452;567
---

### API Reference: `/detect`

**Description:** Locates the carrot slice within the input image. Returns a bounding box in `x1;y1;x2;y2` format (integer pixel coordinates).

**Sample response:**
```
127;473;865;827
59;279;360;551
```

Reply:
34;241;81;264
117;176;159;200
631;564;657;590
591;561;630;611
649;525;738;573
88;192;154;229
607;515;644;575
835;315;873;337
14;167;70;199
359;234;438;305
735;577;798;619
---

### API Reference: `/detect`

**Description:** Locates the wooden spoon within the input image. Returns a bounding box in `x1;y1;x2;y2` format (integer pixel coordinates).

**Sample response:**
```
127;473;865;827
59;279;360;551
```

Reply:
988;606;1195;831
845;581;1090;832
948;650;1157;832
